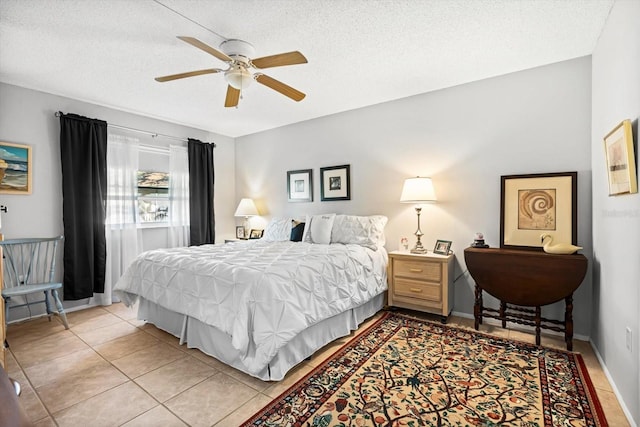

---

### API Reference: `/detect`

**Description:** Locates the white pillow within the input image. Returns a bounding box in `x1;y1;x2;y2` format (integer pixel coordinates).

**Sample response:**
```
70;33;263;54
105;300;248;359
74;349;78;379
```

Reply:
261;217;292;242
302;214;336;244
330;215;388;250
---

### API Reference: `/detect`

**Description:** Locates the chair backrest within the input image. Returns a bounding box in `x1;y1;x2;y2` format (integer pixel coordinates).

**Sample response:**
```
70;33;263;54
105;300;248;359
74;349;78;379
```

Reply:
0;237;64;288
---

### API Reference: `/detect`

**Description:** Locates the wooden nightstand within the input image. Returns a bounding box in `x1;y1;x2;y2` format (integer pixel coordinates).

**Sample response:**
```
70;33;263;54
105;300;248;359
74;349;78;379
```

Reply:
387;250;455;322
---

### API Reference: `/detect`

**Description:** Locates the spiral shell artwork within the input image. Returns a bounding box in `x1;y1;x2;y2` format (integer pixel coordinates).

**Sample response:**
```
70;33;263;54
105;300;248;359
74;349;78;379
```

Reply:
518;189;556;230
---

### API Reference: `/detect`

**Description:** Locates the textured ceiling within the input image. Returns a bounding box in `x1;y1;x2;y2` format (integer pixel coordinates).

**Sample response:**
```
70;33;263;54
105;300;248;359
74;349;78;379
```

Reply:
0;0;613;138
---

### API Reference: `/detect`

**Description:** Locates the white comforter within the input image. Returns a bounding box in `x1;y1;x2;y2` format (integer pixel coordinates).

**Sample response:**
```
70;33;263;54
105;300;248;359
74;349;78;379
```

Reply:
114;240;387;374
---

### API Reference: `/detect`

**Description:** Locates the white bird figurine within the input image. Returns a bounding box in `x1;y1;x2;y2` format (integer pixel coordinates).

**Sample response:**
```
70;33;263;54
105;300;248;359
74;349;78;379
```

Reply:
540;233;582;254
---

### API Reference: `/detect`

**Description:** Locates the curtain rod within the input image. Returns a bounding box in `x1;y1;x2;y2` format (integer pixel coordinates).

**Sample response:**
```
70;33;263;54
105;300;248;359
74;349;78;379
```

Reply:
54;111;216;147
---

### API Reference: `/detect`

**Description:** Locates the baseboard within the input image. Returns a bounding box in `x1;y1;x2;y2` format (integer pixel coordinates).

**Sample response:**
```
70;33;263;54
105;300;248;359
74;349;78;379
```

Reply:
589;339;637;427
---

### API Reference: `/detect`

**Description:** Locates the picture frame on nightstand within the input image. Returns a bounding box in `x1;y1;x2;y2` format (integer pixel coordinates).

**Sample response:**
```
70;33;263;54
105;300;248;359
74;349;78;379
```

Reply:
249;229;264;239
433;239;452;255
236;226;246;239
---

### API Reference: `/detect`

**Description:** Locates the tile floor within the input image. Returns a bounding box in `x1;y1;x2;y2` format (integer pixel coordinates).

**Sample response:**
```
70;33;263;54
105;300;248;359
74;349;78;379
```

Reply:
3;304;630;426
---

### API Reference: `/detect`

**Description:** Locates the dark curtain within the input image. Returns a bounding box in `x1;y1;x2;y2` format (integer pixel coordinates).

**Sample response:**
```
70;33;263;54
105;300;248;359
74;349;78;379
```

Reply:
59;113;108;300
188;138;215;245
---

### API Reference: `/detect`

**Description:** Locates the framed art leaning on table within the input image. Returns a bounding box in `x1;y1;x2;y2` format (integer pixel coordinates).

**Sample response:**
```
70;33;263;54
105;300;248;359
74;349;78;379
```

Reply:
500;172;577;250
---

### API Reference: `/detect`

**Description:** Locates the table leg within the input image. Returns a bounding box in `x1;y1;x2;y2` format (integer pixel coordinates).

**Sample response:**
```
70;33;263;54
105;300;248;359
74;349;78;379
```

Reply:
565;294;574;351
474;284;482;330
500;301;507;328
535;306;541;346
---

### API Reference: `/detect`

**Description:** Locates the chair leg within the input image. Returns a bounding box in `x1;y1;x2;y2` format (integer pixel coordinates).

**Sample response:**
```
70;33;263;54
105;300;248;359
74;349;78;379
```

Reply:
4;296;10;328
43;290;53;321
3;296;9;339
51;289;69;330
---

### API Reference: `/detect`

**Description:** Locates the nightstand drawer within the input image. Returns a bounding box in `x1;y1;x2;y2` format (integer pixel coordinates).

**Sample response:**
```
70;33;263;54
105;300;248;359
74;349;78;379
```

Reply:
394;278;442;302
393;259;441;282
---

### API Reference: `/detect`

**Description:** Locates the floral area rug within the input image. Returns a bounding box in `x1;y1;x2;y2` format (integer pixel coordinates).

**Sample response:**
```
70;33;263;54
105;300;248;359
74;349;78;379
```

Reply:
242;311;607;426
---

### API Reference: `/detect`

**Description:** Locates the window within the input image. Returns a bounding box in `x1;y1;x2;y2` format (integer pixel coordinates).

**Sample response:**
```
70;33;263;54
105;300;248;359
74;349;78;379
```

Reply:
137;171;169;224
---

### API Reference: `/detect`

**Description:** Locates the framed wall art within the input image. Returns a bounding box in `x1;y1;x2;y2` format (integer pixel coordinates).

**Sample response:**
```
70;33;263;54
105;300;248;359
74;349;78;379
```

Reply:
500;172;577;250
604;119;638;196
287;169;313;202
0;141;32;195
320;164;350;201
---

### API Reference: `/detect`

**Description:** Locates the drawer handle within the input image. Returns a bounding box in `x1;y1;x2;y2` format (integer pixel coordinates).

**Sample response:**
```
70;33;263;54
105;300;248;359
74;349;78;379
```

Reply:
410;288;422;293
409;268;423;273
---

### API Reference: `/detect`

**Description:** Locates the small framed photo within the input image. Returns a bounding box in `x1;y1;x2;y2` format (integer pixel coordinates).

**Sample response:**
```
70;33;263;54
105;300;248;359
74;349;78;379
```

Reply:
500;172;577;250
604;119;638;196
249;229;264;239
0;141;32;195
287;169;313;202
320;164;350;201
433;239;452;255
236;226;246;239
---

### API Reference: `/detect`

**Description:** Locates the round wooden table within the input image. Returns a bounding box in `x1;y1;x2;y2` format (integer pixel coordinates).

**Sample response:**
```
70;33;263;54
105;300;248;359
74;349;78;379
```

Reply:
464;247;588;350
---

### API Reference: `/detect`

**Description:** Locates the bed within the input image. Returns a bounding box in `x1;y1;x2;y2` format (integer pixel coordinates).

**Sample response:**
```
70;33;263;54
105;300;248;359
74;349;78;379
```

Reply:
113;214;388;380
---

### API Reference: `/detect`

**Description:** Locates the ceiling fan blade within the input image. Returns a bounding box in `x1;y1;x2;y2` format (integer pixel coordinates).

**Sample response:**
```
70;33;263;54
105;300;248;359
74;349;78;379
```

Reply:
255;74;306;102
155;68;222;82
225;86;240;108
177;36;233;63
251;51;307;69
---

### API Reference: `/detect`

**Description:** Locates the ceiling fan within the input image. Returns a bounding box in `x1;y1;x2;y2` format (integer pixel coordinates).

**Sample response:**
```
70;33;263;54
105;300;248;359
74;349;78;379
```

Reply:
155;36;307;108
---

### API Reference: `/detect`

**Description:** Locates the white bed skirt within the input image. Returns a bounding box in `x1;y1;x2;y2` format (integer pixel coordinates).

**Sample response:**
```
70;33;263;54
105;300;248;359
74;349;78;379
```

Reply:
137;292;385;381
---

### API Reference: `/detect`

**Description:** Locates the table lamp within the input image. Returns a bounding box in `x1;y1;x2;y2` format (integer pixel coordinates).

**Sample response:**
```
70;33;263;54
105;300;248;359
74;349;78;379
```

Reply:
234;198;259;237
400;177;437;253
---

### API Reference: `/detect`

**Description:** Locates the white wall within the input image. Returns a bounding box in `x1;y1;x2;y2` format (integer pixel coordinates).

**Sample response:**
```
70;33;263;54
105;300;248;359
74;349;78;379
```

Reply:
236;56;594;336
0;82;237;312
591;0;640;424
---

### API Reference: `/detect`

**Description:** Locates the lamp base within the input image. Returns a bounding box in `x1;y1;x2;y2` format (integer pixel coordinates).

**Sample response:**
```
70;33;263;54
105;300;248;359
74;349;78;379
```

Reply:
409;206;428;254
410;237;427;254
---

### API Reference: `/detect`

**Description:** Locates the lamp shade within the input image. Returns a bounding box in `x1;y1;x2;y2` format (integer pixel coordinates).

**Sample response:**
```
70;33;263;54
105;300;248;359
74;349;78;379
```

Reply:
400;177;437;203
234;198;259;217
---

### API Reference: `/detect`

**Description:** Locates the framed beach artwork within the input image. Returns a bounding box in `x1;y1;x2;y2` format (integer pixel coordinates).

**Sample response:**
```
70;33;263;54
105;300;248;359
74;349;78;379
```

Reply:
0;141;32;194
500;172;577;250
604;119;638;196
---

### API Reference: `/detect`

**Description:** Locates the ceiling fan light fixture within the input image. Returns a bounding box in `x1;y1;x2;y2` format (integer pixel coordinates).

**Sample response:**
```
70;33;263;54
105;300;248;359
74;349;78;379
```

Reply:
225;66;253;90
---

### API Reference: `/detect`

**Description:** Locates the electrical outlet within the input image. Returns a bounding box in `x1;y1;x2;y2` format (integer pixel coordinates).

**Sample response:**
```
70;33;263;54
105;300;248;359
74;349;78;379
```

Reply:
626;327;632;351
